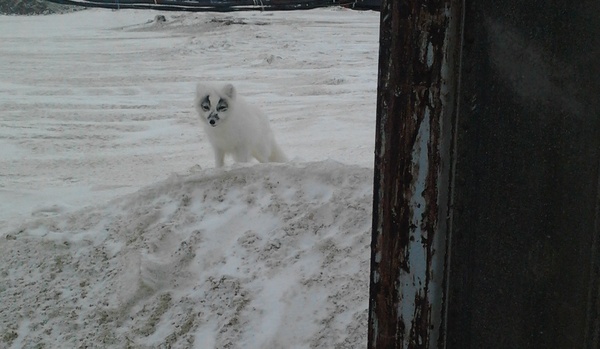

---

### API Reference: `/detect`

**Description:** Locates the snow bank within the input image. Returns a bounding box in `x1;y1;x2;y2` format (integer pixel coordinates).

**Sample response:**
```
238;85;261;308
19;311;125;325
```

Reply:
0;8;379;348
1;161;372;348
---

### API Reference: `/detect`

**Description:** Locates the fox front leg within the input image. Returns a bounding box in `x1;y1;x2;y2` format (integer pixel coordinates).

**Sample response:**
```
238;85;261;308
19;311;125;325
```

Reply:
214;148;225;168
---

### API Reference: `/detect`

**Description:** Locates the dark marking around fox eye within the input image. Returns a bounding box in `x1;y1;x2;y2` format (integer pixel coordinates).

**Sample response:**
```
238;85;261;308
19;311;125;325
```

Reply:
216;98;228;112
201;95;210;111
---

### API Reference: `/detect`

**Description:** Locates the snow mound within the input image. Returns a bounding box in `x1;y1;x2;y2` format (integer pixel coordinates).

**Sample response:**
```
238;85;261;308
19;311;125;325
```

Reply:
0;0;83;15
0;161;372;349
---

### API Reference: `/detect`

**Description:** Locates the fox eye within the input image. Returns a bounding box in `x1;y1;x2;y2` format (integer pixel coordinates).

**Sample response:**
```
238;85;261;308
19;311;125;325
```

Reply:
216;99;228;112
200;95;211;111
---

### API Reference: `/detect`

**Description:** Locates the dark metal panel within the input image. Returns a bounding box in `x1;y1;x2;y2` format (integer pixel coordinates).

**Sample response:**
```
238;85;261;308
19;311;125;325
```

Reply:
368;0;462;347
446;1;600;348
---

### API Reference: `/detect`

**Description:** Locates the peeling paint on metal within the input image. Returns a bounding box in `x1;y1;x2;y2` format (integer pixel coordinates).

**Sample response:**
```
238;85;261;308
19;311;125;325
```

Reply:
427;42;435;68
369;0;463;348
397;107;431;337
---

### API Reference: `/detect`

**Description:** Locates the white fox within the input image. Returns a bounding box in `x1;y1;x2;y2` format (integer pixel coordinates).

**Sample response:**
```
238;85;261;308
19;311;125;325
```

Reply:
195;82;287;168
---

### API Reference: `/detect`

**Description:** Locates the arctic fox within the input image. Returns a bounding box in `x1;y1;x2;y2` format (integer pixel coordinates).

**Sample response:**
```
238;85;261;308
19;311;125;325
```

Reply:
195;82;287;168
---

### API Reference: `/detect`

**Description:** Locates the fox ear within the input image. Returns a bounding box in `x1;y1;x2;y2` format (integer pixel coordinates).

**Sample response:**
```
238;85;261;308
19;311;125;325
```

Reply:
222;83;236;99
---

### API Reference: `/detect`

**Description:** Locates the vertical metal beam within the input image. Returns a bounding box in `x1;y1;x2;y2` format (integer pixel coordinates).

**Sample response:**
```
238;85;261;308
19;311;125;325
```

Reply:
370;0;600;348
368;0;462;347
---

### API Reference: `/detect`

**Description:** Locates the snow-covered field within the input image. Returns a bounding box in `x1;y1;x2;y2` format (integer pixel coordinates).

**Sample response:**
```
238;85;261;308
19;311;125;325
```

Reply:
0;8;379;348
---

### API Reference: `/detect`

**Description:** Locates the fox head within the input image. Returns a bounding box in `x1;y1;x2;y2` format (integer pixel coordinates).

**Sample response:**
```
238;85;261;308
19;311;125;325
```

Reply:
195;83;236;127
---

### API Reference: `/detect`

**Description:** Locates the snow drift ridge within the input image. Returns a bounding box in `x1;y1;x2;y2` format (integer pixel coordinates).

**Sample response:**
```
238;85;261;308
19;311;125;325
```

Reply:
1;161;372;349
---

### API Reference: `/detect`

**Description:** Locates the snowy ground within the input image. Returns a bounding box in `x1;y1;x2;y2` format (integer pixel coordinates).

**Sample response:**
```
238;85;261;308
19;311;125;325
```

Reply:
0;8;379;348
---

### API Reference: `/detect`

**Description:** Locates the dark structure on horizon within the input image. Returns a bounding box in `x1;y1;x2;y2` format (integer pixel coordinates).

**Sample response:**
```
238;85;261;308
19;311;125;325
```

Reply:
44;0;380;11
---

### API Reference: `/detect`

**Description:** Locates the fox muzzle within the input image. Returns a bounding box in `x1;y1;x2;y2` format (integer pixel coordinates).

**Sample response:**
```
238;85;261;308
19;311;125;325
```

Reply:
207;113;220;127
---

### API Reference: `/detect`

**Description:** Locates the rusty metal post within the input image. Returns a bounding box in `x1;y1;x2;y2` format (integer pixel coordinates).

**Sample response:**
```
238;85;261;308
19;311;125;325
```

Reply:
368;0;462;348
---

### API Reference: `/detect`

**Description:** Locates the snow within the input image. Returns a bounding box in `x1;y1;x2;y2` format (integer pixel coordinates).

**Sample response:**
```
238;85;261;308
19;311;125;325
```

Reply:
0;7;379;348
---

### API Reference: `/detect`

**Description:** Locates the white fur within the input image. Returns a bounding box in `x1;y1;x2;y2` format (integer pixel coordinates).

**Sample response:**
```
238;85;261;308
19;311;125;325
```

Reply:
195;82;288;168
